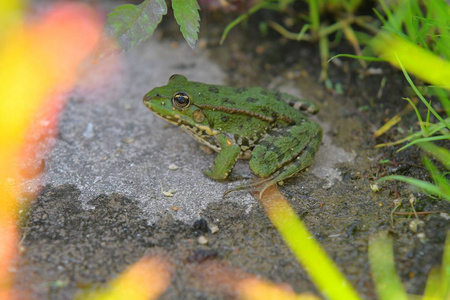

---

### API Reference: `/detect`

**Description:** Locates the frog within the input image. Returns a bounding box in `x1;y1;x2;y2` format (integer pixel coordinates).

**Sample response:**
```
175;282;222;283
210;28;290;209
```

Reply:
143;74;322;193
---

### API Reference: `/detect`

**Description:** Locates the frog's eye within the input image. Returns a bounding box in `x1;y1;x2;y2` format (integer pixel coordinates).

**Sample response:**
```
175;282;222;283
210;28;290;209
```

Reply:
172;92;190;110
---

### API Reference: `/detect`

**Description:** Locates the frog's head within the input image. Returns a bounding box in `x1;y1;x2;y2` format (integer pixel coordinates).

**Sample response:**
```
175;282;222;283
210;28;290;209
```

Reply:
143;74;207;128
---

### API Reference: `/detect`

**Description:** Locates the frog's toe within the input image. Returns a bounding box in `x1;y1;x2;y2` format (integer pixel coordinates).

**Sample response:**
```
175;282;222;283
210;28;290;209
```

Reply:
227;173;251;182
222;177;275;199
204;169;228;181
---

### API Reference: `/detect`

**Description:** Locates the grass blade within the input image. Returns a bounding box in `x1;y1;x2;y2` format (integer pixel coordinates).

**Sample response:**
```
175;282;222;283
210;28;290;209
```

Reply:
397;135;450;152
368;232;409;300
424;232;450;299
328;54;384;62
394;53;449;128
402;97;425;135
418;142;450;169
379;175;450;200
256;185;360;300
422;157;450;197
371;32;450;96
220;1;274;45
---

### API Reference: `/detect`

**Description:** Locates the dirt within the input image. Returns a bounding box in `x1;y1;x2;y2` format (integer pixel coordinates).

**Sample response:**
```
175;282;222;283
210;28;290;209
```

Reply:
13;5;450;300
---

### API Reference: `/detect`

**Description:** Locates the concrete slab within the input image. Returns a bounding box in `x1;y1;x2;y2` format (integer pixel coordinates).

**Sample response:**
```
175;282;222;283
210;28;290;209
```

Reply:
23;39;354;224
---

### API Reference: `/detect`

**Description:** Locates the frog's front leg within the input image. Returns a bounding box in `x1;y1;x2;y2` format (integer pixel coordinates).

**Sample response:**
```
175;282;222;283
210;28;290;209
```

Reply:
204;134;241;180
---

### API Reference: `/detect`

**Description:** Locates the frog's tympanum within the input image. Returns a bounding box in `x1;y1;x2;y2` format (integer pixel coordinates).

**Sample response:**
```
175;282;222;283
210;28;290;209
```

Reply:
143;75;322;191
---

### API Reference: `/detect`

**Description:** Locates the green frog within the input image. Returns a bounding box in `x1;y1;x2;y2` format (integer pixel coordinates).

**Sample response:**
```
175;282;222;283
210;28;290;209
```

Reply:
143;74;322;191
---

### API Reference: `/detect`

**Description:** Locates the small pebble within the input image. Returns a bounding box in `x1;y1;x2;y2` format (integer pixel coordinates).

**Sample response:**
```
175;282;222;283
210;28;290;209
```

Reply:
168;164;179;170
198;236;208;245
417;232;427;243
370;183;380;192
209;224;219;234
82;123;94;139
440;212;449;220
162;188;176;197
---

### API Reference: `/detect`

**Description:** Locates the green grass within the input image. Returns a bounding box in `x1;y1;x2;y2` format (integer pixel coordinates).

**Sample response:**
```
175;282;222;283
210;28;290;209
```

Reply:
375;51;449;201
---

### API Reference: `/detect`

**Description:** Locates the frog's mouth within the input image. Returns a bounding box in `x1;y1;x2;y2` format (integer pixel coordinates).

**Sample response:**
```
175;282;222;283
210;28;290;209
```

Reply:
143;95;181;125
150;108;182;126
146;102;192;128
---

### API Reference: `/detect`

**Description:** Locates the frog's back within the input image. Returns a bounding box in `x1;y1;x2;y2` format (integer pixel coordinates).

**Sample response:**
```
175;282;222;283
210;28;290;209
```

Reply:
188;80;316;125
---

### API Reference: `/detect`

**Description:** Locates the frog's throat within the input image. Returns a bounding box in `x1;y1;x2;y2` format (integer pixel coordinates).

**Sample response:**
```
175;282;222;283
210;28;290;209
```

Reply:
151;110;219;137
195;104;294;124
181;126;221;153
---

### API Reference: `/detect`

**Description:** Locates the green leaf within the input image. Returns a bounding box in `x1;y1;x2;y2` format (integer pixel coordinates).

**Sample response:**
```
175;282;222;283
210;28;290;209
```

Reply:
106;0;167;51
172;0;200;49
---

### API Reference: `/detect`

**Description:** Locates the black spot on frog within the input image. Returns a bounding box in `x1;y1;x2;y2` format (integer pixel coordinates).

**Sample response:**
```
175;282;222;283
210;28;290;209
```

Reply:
208;86;219;93
222;98;236;105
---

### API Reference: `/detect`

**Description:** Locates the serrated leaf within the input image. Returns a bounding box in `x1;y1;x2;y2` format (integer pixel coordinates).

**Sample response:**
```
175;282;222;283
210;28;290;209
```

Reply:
106;0;167;51
172;0;200;48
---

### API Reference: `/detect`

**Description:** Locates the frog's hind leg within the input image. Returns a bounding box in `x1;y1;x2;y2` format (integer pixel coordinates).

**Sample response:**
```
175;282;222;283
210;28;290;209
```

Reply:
256;134;322;196
224;121;322;198
280;92;319;114
223;140;319;198
250;121;322;178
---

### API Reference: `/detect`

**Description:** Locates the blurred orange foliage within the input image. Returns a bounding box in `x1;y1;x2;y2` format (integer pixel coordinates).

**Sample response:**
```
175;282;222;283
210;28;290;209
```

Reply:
76;255;173;300
0;2;101;298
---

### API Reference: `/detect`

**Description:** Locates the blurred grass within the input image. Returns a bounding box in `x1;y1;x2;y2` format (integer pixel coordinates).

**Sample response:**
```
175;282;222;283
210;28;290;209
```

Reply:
255;185;360;300
77;256;173;300
0;2;101;299
369;231;450;299
368;232;409;300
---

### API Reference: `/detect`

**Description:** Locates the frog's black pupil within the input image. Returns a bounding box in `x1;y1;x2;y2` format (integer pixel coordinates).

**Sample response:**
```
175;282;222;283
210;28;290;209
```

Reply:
173;92;190;108
176;96;187;104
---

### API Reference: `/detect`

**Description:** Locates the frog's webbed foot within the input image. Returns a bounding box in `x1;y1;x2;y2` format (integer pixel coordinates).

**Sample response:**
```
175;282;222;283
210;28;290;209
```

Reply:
222;177;276;199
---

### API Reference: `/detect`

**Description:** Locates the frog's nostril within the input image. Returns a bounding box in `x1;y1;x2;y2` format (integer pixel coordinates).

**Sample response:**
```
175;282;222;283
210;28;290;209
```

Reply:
143;94;151;102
